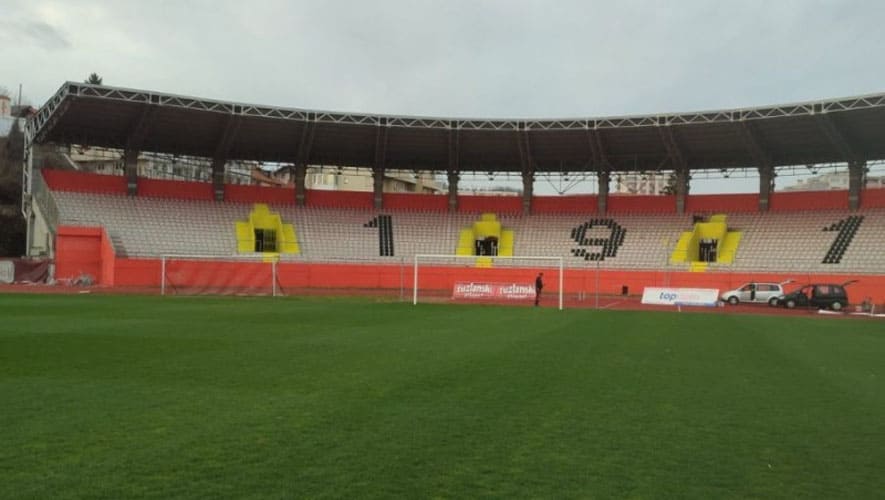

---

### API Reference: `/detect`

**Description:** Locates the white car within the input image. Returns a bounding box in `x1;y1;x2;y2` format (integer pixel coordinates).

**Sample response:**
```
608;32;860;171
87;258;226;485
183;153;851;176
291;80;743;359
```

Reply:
720;281;792;306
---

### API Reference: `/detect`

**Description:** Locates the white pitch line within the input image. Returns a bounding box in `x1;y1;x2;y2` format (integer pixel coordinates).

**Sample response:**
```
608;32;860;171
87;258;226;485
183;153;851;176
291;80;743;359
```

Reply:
600;301;622;309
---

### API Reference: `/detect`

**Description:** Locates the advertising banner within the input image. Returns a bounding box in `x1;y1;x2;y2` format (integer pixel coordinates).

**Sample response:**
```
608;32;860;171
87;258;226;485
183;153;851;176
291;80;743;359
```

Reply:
453;282;536;300
0;261;13;284
641;287;719;307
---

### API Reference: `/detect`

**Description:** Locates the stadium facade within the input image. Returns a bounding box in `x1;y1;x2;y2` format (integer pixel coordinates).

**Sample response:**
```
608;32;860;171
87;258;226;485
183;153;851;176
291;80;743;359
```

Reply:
16;82;885;304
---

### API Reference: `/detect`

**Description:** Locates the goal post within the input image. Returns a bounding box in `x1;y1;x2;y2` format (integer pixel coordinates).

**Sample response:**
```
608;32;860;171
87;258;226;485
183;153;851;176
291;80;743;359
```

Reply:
160;254;281;296
413;254;564;310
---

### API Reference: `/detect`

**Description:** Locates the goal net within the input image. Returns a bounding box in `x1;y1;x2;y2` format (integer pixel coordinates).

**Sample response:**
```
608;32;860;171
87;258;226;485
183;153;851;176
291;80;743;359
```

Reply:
413;254;564;310
160;254;281;296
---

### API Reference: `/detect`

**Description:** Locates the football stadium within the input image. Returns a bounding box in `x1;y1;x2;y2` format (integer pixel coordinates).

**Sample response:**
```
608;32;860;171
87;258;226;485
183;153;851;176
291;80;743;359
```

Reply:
2;80;884;498
2;4;885;495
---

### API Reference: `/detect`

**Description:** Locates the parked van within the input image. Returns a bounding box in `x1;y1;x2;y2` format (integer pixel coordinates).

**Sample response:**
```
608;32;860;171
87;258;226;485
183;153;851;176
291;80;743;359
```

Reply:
720;281;791;306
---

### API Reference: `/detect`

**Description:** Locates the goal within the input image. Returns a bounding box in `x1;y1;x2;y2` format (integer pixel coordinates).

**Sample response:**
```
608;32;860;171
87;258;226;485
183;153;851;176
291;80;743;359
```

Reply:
160;254;281;296
412;254;564;310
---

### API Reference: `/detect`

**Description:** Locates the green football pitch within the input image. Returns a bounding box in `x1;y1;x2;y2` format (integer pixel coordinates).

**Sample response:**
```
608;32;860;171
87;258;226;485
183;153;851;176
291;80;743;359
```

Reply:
1;294;883;499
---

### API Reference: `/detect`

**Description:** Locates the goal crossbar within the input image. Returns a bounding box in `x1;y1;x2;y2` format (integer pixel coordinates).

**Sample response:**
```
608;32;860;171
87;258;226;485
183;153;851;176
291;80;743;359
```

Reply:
413;254;564;310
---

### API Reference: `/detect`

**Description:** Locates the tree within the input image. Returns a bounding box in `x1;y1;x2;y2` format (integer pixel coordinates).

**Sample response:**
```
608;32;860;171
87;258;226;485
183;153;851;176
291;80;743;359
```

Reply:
0;119;23;204
0;119;25;257
86;73;103;85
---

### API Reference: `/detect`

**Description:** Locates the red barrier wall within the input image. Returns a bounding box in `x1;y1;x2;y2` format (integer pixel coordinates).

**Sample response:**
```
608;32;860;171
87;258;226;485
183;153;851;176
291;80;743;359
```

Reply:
770;190;848;211
384;193;448;212
533;195;597;214
458;195;523;213
608;195;676;213
306;189;374;209
138;178;214;200
41;169;885;214
42;169;127;194
226;184;295;205
686;193;758;213
863;188;885;208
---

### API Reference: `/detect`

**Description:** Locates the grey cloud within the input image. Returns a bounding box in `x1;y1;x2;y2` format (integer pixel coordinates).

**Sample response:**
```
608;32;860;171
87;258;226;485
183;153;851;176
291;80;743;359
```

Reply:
7;0;885;118
0;20;70;50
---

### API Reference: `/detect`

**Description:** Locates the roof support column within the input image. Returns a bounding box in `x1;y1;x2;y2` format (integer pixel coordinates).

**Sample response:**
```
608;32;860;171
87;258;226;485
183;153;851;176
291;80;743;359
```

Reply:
447;126;460;213
447;171;459;213
758;165;774;212
373;122;388;210
212;159;225;202
736;121;775;212
292;120;316;206
210;114;241;202
586;127;611;215
122;104;156;198
597;170;609;214
124;149;138;196
521;171;533;215
293;163;307;207
816;113;865;210
674;167;689;214
516;125;534;215
372;167;384;209
848;160;866;210
659;126;688;214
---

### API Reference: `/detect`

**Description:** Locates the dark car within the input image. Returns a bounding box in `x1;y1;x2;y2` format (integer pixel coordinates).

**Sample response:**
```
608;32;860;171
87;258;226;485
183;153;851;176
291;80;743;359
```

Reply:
776;281;856;311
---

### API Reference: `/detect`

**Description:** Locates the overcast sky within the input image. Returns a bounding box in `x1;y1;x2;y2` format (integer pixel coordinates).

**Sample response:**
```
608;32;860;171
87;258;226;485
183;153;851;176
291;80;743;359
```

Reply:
2;0;884;192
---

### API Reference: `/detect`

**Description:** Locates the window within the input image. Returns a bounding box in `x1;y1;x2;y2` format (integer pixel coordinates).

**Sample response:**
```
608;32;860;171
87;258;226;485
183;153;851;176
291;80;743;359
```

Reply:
254;229;277;253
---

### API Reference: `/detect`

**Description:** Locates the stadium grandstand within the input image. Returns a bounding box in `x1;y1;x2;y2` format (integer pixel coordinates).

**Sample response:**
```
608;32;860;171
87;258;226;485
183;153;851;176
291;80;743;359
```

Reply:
16;81;885;303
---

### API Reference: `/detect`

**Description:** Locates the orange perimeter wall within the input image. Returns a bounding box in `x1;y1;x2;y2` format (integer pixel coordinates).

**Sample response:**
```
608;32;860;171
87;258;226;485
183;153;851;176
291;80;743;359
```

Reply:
94;258;885;304
55;226;116;285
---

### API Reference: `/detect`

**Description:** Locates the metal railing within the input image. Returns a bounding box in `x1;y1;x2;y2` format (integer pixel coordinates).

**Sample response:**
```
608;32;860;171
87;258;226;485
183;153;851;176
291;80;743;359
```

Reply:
30;169;60;233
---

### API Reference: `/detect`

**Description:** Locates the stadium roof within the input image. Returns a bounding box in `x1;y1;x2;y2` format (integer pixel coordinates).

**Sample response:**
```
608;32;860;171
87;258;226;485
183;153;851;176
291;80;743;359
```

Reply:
28;81;885;173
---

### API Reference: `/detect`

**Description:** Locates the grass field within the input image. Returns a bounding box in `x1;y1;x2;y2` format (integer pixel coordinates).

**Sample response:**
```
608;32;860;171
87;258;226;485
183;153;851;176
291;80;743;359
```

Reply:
1;294;884;499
